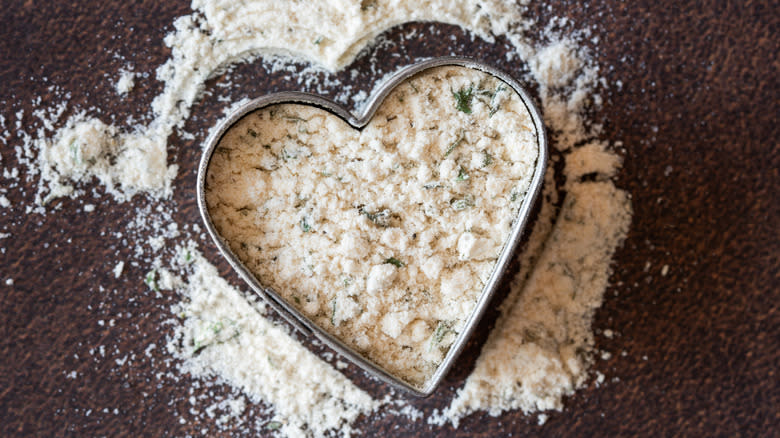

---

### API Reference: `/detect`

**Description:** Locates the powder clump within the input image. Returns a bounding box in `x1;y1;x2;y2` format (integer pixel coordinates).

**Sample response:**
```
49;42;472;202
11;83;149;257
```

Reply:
115;69;137;95
33;114;177;203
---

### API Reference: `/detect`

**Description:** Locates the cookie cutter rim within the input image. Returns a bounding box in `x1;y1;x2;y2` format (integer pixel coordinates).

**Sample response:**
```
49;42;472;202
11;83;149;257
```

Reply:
196;56;548;397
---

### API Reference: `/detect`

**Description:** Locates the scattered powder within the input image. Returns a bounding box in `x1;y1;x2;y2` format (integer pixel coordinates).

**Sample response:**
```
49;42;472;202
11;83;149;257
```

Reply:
530;41;592;146
167;248;378;437
113;261;125;278
115;69;137;95
444;182;631;422
29;113;176;203
23;0;532;205
440;27;631;426
7;0;635;435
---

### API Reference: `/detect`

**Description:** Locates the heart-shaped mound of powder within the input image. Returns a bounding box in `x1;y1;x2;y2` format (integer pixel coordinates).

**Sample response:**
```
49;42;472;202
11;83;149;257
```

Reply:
203;64;542;392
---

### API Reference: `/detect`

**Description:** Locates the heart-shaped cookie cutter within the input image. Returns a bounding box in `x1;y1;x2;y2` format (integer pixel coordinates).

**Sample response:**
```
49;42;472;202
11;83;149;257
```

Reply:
196;57;548;396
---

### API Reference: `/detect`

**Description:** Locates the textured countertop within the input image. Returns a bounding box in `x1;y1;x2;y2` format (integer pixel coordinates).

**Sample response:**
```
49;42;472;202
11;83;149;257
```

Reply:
0;1;777;436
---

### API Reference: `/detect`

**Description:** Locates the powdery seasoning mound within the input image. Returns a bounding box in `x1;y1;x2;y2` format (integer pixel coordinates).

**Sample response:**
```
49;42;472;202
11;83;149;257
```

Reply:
440;30;634;427
28;0;533;204
12;0;635;434
529;39;603;149
444;181;632;423
194;0;531;71
205;66;539;388
33;114;177;204
168;249;378;437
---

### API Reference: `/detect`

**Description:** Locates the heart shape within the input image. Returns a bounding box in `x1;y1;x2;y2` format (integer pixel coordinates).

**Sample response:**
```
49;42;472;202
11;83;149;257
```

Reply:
197;58;547;396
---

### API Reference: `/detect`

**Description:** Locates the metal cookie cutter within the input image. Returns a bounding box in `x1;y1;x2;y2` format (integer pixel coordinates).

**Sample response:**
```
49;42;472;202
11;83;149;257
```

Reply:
196;57;548;397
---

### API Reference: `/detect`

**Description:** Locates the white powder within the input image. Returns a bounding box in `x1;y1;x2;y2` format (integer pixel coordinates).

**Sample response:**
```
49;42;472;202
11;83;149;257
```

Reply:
115;69;137;95
23;0;531;204
206;66;539;387
442;25;632;426
529;39;603;149
30;113;177;203
444;181;631;422
8;0;634;434
167;248;378;437
113;261;125;278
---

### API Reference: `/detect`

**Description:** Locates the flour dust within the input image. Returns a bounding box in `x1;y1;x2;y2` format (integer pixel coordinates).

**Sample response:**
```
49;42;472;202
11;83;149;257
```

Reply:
3;0;632;435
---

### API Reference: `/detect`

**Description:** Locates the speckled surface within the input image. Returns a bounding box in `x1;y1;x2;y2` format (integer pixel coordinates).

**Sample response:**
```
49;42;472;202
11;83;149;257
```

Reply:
0;1;777;436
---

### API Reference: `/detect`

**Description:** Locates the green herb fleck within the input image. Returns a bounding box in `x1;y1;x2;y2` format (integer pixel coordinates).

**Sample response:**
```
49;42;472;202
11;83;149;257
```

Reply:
423;181;442;189
429;321;450;351
281;147;297;161
331;298;337;326
451;195;475;211
192;339;205;355
314;36;323;45
210;321;223;334
293;296;301;304
267;355;277;369
215;146;232;156
144;271;159;292
482;150;493;167
452;86;474;113
184;251;193;264
247;128;258;137
282;115;307;124
510;191;520;202
300;216;312;233
69;140;80;164
384;257;405;268
360;207;391;227
456;167;469;182
433;322;446;343
489;84;507;116
444;129;466;157
267;421;282;431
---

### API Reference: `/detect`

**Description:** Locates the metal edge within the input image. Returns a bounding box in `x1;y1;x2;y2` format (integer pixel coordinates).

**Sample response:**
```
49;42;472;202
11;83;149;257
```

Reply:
419;62;549;395
196;56;548;397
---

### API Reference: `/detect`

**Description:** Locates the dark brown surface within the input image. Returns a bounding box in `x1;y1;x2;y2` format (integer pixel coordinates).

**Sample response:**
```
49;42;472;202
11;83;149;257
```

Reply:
0;1;778;437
